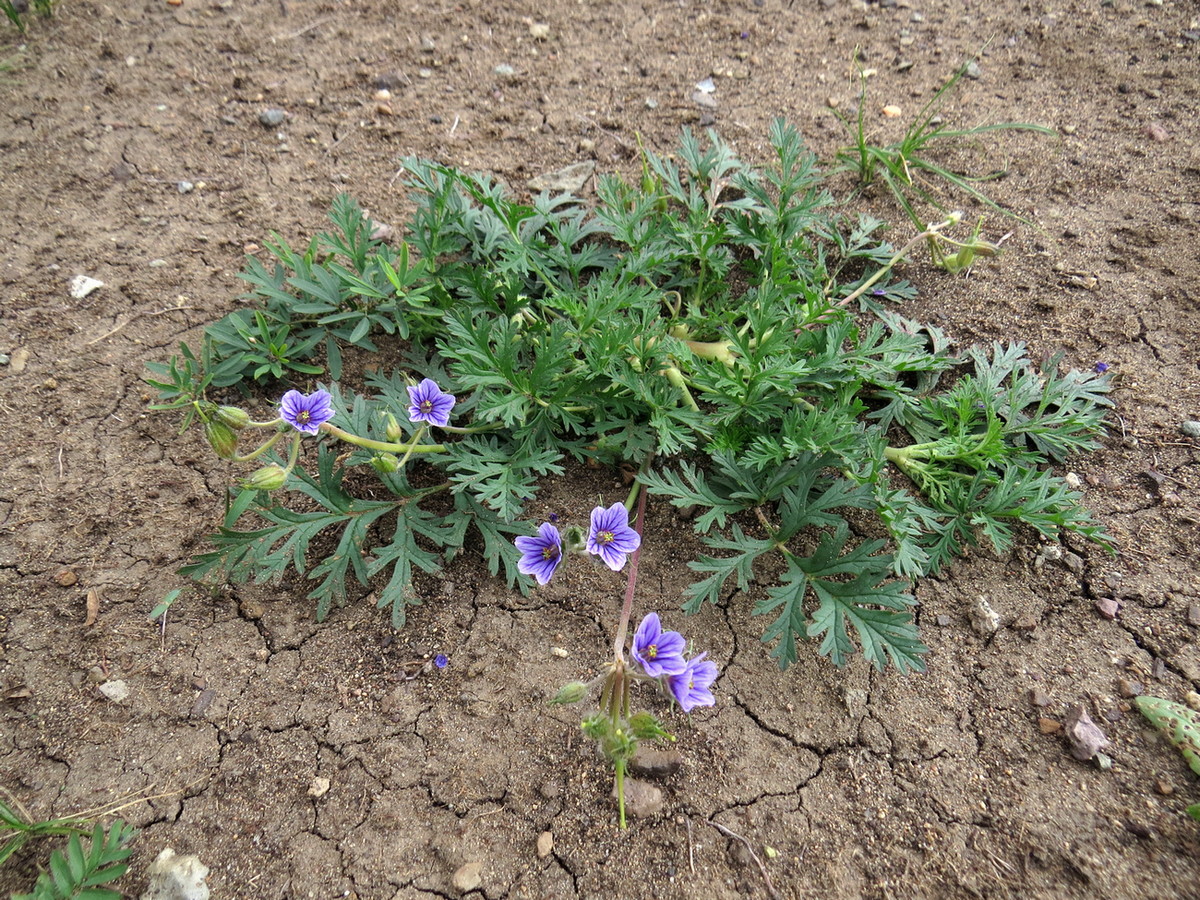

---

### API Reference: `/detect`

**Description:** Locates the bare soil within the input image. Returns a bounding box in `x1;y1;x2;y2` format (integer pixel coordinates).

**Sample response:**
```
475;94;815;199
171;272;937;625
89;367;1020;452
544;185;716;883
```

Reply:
2;1;1200;898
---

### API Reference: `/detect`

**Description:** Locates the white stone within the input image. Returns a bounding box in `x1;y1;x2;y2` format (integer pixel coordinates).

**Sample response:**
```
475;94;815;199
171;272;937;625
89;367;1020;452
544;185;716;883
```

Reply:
141;848;210;900
68;275;104;299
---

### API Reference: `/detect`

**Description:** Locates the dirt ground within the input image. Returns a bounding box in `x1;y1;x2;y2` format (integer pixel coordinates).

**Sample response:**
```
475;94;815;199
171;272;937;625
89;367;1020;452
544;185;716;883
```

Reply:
2;0;1199;897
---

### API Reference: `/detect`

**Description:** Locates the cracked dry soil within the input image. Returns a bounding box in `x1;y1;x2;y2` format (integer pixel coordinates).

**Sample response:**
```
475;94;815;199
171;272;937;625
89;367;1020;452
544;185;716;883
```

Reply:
2;0;1200;897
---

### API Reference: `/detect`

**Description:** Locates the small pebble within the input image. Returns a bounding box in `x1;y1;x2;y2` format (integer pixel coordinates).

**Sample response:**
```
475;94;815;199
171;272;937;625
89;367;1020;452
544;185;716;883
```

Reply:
1187;604;1200;627
494;63;515;78
935;614;951;627
68;275;104;299
148;259;168;268
969;596;1001;637
964;60;982;79
55;569;78;587
177;180;194;194
98;680;130;703
1145;122;1170;142
1064;472;1083;489
1179;421;1200;438
536;831;553;859
1030;689;1051;708
1157;779;1175;796
307;776;331;798
529;22;550;39
1012;613;1039;633
1038;717;1061;734
1123;820;1154;839
258;108;286;128
451;862;483;893
1117;678;1142;698
1186;692;1200;711
616;778;664;818
881;105;902;117
1094;597;1119;620
549;647;569;658
1064;705;1109;761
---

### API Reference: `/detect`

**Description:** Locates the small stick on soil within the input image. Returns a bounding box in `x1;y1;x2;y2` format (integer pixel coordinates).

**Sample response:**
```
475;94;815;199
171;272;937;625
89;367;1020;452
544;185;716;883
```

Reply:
685;816;695;874
85;304;196;346
276;17;332;41
709;821;782;900
574;114;634;150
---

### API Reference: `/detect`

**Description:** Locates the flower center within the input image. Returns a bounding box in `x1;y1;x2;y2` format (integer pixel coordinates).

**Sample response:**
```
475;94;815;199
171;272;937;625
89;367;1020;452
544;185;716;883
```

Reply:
598;530;615;545
296;410;311;424
420;400;434;413
646;643;658;660
541;545;559;561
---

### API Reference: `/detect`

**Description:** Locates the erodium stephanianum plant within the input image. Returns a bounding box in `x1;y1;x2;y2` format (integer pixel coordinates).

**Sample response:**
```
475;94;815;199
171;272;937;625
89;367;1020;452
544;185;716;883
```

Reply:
152;122;1118;826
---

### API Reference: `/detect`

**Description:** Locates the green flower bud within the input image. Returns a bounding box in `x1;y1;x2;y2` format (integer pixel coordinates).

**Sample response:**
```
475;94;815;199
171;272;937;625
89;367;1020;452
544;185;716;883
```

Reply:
563;525;588;556
370;453;400;474
240;464;288;491
205;420;239;460
581;713;610;742
385;414;403;443
550;681;588;706
214;405;251;431
628;711;673;742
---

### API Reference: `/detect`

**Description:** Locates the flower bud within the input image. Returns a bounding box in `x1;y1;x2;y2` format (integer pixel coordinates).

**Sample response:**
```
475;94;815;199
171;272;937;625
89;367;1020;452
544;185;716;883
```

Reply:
629;711;673;742
581;713;610;741
370;453;400;474
385;414;403;443
240;464;288;491
214;405;251;431
563;525;588;556
205;420;239;460
550;681;588;706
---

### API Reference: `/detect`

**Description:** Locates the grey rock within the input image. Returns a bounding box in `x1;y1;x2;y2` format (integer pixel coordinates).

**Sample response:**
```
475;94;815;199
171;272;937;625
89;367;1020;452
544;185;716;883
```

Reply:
969;595;1001;637
98;680;129;703
527;161;595;194
1179;421;1200;438
140;848;210;900
451;861;483;894
258;108;286;128
177;181;194;194
536;831;553;859
629;746;683;779
1063;705;1109;762
965;60;982;79
617;777;664;818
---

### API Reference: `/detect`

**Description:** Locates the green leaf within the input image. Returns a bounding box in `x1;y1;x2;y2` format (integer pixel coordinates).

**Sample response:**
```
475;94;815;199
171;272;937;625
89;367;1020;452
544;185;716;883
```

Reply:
682;525;773;613
753;562;809;669
367;503;455;629
639;462;748;534
798;525;925;672
1135;696;1200;778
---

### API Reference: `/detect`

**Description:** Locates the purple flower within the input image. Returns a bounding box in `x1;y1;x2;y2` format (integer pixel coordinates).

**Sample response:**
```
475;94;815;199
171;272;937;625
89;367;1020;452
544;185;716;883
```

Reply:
407;378;456;427
1094;361;1110;374
668;653;719;712
631;613;687;677
515;522;563;585
586;503;641;571
434;653;449;669
279;389;334;435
